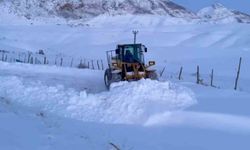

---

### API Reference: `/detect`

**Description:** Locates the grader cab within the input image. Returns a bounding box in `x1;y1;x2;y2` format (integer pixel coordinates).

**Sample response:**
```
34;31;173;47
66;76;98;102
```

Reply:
104;43;157;88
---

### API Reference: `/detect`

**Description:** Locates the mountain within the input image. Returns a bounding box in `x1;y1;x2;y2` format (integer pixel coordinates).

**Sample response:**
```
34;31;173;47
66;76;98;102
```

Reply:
1;0;250;25
198;3;250;23
0;0;197;20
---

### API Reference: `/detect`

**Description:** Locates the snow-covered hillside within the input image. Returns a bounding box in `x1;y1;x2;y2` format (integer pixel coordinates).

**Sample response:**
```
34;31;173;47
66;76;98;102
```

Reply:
1;0;250;25
198;3;250;23
0;0;196;20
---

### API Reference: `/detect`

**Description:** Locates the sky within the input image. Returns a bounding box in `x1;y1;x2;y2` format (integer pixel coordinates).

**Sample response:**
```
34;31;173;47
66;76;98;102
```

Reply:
173;0;250;14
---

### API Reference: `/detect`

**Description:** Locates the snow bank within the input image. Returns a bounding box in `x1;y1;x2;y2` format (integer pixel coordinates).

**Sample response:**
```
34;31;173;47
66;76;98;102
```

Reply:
0;76;196;124
145;111;250;134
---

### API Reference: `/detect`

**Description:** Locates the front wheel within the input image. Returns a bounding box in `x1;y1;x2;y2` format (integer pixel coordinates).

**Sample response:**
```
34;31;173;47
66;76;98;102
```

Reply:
104;69;112;89
147;71;158;80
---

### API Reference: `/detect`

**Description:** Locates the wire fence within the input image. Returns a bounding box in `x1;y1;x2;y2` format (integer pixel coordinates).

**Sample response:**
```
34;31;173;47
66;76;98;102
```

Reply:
1;49;248;92
159;57;247;92
0;49;105;70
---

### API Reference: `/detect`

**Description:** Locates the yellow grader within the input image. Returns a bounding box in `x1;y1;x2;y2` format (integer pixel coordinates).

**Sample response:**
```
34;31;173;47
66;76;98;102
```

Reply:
104;43;157;88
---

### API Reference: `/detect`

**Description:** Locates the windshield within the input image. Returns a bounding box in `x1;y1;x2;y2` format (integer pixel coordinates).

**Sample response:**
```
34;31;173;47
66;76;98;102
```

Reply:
123;45;143;63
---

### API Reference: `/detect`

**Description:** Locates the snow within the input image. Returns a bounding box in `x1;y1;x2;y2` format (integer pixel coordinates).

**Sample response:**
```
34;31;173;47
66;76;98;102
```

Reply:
0;0;197;26
86;14;199;27
145;111;250;134
1;0;250;26
197;3;250;24
0;63;196;124
1;13;250;149
1;61;250;149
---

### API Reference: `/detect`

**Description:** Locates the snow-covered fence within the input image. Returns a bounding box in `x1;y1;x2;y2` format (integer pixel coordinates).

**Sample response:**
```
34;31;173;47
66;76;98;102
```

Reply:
0;49;105;71
163;57;245;91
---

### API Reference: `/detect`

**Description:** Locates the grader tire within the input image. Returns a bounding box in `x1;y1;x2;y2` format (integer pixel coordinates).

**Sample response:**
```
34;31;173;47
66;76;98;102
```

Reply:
104;69;112;89
147;71;158;80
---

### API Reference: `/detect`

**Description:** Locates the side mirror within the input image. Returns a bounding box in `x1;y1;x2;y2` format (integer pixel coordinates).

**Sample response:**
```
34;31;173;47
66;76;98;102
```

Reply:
115;49;119;54
145;48;148;53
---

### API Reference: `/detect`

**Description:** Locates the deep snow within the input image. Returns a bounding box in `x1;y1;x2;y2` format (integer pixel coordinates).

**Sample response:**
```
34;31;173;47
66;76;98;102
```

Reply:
1;61;250;150
1;21;250;149
0;62;196;124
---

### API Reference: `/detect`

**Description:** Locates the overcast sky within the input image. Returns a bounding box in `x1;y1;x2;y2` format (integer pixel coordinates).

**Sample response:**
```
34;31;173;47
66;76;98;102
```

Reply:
173;0;250;14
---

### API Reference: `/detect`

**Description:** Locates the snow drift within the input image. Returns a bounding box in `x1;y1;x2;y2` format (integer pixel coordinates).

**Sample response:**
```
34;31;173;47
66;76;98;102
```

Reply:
0;76;196;124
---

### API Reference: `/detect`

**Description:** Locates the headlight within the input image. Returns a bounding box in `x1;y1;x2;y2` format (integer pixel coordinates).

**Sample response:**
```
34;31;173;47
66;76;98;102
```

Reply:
149;61;155;66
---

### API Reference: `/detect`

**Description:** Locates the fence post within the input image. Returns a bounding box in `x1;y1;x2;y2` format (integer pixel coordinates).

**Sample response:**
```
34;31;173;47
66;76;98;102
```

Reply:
234;57;242;90
101;59;104;70
210;69;214;87
4;55;7;62
80;59;83;66
70;58;74;67
31;57;33;64
97;60;100;70
109;142;120;150
1;52;4;61
60;58;63;66
44;57;47;64
196;65;200;84
88;61;90;69
91;60;94;70
24;54;27;63
178;66;183;80
27;53;31;63
159;66;166;77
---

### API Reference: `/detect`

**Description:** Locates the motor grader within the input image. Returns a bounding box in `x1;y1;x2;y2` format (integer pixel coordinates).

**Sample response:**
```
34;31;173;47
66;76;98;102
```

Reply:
104;43;157;88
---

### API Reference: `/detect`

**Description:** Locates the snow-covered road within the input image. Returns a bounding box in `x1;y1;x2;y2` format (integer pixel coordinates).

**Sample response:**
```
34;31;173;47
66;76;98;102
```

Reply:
1;61;250;150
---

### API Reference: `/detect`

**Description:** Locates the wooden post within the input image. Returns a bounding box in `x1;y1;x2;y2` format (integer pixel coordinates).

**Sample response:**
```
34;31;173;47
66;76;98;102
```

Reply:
196;65;200;84
80;59;83;66
159;66;166;77
88;61;90;69
44;57;47;64
210;69;214;87
101;59;104;70
60;58;63;66
234;57;242;90
1;52;4;61
27;53;31;63
31;57;33;64
70;58;74;67
91;60;94;70
24;54;27;63
97;60;100;70
109;143;120;150
5;55;7;62
55;57;57;65
178;66;183;80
